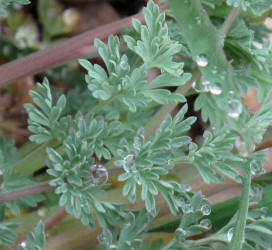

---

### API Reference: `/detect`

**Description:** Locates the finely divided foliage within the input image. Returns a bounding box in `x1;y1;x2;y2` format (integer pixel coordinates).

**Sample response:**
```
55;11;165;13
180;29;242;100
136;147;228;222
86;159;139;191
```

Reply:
1;0;272;249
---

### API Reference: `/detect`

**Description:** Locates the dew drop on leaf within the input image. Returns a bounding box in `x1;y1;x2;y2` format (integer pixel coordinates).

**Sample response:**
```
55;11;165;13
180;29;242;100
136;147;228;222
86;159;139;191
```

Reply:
62;8;78;27
229;90;234;97
196;16;201;25
200;219;212;230
235;137;249;156
184;204;193;214
209;82;222;95
227;99;242;118
176;227;187;236
37;208;47;217
123;154;137;173
250;160;263;175
196;54;208;67
20;241;27;248
176;195;186;208
193;79;210;93
227;227;234;242
201;204;211;215
120;60;127;70
88;164;108;185
212;66;218;74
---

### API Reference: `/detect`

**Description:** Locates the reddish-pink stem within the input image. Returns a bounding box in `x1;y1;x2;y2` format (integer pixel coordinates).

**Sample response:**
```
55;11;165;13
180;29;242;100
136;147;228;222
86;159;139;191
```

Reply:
0;181;52;203
0;12;144;87
12;208;67;249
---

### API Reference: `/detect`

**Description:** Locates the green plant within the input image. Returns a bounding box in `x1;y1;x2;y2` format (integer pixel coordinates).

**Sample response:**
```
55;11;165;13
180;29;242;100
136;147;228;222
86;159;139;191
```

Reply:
1;0;272;249
0;0;30;17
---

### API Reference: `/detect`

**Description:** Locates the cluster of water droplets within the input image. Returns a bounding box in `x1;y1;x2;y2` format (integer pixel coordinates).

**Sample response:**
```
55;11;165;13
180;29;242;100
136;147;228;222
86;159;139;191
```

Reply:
192;78;222;96
194;53;227;95
88;164;108;186
227;90;243;118
250;160;264;175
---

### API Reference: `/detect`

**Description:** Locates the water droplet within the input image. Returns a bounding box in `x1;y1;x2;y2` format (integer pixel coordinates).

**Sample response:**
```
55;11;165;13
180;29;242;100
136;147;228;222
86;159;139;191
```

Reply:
250;160;263;175
184;204;193;214
209;82;222;95
227;227;234;242
235;137;249;156
200;219;212;230
196;54;208;67
177;68;183;75
123;154;137;173
63;8;79;27
229;90;234;96
212;66;218;74
227;100;242;118
176;227;187;236
120;60;127;70
182;184;192;192
250;184;263;197
20;241;26;248
37;208;47;217
202;80;210;86
220;74;226;80
126;241;131;246
196;16;201;25
201;204;211;215
88;164;108;185
193;79;210;93
176;196;186;208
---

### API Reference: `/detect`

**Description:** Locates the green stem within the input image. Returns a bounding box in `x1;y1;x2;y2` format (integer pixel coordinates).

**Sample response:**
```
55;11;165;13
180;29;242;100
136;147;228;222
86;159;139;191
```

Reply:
90;93;118;116
229;171;251;250
220;6;241;35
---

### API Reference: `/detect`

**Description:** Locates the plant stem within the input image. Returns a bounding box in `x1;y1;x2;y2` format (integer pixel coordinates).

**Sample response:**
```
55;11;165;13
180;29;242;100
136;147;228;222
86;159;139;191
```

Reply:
221;6;241;35
229;171;251;250
0;181;52;203
0;13;144;87
12;207;67;249
44;207;67;231
91;93;118;116
144;69;200;138
0;3;168;87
